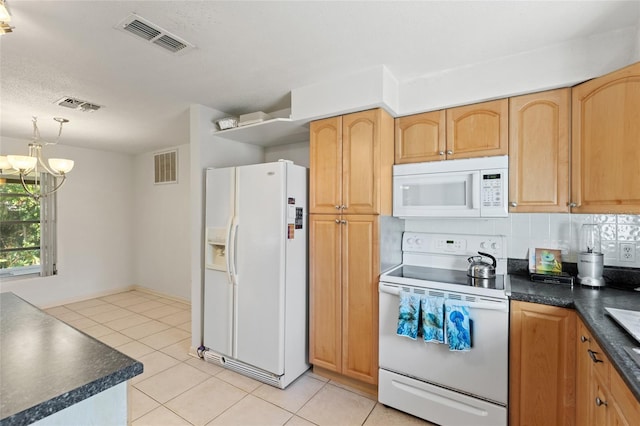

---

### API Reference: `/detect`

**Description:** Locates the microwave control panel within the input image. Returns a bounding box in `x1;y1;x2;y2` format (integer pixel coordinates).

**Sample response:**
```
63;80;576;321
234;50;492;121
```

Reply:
480;168;508;217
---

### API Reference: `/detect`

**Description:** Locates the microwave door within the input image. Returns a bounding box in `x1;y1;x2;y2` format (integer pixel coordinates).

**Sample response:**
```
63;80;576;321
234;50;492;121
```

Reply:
393;171;480;217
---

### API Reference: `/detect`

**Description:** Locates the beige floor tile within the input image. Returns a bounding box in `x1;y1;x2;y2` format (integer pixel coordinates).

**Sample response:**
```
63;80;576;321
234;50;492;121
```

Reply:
76;302;120;317
216;369;262;393
131;350;180;384
66;317;99;331
100;291;137;303
184;358;225;376
117;341;156;360
96;331;133;348
83;324;115;338
127;300;169;313
363;403;436;426
155;297;180;305
135;363;209;404
297;384;376;426
169;300;191;310
166;377;247;426
139;327;191;350
285;416;317;426
55;310;85;323
142;304;185;320
129;386;160;421
112;295;154;308
207;394;292;426
104;313;152;331
160;338;192;361
253;375;325;413
328;380;377;401
120;320;171;340
45;306;73;316
132;406;191;426
64;298;107;311
177;321;192;332
88;307;134;323
158;310;192;326
129;290;160;299
303;370;330;383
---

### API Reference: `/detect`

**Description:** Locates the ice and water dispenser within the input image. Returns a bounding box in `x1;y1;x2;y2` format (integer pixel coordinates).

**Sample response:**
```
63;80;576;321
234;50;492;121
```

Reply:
205;227;228;271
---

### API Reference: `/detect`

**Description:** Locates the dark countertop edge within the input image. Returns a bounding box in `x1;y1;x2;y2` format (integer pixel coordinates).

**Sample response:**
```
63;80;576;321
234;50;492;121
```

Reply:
0;360;142;426
509;277;640;403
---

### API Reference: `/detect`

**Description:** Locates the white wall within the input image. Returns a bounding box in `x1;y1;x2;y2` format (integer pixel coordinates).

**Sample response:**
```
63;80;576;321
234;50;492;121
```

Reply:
133;144;191;300
404;213;640;268
0;138;135;307
264;141;310;168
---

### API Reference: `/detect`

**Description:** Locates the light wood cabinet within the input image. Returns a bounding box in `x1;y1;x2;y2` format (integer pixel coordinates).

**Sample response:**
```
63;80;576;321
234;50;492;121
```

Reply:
509;301;576;426
308;214;379;385
310;109;393;215
508;88;570;212
395;110;446;163
394;99;508;164
446;98;508;160
576;317;640;426
571;61;640;213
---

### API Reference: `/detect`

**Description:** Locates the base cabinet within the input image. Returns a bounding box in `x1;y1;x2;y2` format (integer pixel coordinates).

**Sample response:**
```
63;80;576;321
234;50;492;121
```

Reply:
509;301;576;426
576;318;640;426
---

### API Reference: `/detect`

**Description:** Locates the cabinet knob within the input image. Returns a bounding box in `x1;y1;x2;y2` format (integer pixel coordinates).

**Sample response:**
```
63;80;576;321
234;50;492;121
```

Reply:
341;205;347;210
335;205;341;209
335;219;340;224
569;202;578;208
595;397;608;407
341;220;347;224
588;349;603;364
510;202;517;207
580;335;590;343
438;151;445;156
446;150;453;155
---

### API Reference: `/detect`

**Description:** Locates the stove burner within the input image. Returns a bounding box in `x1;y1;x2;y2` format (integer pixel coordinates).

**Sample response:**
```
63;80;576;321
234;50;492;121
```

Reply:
384;265;507;292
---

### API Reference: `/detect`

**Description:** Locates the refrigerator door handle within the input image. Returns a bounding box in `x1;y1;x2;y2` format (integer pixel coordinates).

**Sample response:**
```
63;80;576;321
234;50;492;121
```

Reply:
229;217;239;285
224;217;234;285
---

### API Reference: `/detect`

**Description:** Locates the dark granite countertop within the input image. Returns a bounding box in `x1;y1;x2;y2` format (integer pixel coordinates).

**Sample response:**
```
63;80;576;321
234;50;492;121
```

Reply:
509;275;640;403
0;292;143;425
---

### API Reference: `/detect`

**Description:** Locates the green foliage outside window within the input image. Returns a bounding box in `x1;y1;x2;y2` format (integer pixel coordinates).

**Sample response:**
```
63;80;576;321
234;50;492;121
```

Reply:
0;178;41;269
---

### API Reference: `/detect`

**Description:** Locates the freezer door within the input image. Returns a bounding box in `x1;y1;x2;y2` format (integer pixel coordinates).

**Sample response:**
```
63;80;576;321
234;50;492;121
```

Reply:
234;162;287;375
203;167;235;356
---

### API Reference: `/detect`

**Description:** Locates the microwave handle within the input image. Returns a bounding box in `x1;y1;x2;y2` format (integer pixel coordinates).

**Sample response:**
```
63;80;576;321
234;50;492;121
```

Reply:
471;171;480;210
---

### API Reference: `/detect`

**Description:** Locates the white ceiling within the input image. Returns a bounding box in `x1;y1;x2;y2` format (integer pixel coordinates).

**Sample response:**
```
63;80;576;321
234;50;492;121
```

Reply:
1;1;639;154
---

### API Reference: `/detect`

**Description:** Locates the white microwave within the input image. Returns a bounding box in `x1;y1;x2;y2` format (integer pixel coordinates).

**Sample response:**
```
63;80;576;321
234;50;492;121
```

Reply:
393;156;509;218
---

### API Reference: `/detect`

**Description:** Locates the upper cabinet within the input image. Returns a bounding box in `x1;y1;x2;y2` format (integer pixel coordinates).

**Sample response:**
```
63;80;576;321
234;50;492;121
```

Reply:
310;109;394;215
446;99;509;160
571;61;640;213
509;88;570;213
395;99;508;164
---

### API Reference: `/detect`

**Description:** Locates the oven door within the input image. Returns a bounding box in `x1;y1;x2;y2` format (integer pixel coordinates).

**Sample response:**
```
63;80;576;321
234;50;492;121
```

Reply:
378;281;509;404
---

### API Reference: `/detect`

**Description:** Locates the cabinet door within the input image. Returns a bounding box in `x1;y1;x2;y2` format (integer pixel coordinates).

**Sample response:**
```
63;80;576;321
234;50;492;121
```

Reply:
576;319;594;426
308;214;342;372
446;99;508;159
591;371;612;426
310;116;342;214
395;110;446;163
571;61;640;213
509;301;576;426
610;366;640;426
509;89;570;212
341;215;379;384
342;110;379;214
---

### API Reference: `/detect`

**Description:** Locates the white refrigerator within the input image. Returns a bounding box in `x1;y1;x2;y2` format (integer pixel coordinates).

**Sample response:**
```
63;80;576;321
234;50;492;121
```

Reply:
202;160;308;388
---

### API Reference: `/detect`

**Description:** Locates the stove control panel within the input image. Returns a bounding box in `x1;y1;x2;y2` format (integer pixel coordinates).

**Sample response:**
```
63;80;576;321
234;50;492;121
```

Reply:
402;232;506;258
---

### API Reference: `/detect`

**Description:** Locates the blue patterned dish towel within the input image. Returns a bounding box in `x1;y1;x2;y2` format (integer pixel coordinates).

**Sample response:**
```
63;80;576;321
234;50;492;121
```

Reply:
396;290;420;340
421;295;445;343
445;300;471;351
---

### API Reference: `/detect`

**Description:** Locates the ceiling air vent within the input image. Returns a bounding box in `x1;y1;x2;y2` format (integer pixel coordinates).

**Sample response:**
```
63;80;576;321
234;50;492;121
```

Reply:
55;97;103;112
116;14;194;55
154;150;178;184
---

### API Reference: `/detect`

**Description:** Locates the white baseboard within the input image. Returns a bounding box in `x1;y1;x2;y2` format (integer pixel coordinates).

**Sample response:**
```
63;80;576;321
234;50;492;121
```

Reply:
131;285;190;305
39;286;136;309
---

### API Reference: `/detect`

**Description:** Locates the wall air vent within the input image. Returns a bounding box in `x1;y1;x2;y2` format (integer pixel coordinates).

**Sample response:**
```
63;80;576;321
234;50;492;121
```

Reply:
116;14;194;55
55;97;103;112
154;150;178;184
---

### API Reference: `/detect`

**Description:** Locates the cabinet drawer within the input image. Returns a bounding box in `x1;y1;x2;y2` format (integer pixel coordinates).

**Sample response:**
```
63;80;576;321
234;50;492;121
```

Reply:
588;337;610;386
611;366;640;422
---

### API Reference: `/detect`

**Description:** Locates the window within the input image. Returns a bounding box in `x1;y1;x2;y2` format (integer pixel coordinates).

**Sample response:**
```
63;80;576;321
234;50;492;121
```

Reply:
0;173;57;277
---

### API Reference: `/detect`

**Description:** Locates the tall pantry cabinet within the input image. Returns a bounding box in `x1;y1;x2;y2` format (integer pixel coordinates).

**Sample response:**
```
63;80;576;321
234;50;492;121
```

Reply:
309;109;394;390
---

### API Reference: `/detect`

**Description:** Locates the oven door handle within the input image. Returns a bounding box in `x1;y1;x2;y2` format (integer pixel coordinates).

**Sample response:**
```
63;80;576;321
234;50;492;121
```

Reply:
378;283;508;312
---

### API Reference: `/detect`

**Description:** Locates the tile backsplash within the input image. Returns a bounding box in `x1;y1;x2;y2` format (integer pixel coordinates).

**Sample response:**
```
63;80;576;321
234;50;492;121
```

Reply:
404;213;640;268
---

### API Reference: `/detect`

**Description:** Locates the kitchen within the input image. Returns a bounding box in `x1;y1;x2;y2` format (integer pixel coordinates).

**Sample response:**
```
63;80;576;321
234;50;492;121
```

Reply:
1;1;640;425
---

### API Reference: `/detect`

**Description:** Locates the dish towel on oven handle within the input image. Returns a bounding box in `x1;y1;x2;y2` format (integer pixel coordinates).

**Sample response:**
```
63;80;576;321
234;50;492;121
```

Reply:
445;300;471;351
396;290;420;340
421;295;445;344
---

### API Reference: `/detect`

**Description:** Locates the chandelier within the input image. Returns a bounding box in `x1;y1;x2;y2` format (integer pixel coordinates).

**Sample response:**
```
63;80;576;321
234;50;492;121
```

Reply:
0;117;75;200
